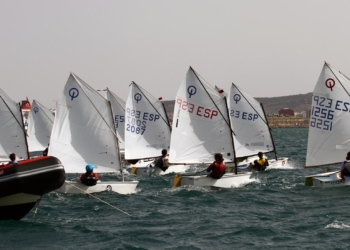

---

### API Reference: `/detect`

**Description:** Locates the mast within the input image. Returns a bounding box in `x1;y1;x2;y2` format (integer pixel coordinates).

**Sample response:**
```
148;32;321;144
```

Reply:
108;99;124;181
161;102;171;132
260;103;277;160
224;95;238;174
132;82;171;131
191;67;236;136
72;73;120;142
327;62;350;97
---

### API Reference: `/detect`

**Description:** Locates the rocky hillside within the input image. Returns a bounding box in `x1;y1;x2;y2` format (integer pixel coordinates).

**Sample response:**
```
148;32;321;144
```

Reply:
255;93;312;114
163;93;313;116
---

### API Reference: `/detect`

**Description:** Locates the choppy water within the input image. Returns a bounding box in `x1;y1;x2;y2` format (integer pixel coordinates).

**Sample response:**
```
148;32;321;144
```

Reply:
2;128;350;249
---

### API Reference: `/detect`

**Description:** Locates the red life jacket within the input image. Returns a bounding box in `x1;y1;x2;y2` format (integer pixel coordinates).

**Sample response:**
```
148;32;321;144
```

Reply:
80;173;100;186
209;162;226;179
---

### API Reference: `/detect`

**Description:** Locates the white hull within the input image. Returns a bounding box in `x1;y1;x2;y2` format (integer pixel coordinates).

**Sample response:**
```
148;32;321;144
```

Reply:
266;157;289;168
128;166;153;176
305;170;350;188
153;164;190;176
235;157;289;171
126;159;154;175
128;163;190;176
57;181;139;194
170;172;253;188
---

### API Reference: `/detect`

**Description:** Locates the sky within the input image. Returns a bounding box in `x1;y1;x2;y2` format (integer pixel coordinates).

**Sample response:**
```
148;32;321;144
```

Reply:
1;0;350;109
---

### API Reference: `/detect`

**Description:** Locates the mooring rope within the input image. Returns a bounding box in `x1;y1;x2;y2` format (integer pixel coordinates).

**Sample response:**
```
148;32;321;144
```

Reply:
65;181;131;217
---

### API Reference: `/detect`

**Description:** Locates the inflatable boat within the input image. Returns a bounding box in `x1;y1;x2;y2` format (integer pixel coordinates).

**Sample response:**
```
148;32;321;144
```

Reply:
0;156;65;220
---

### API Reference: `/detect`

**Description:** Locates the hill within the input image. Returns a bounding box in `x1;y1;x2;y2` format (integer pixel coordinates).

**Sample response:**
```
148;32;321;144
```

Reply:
163;93;313;116
255;92;313;114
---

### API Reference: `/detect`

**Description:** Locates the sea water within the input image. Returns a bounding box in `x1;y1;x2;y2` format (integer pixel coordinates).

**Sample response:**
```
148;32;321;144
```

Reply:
2;128;350;249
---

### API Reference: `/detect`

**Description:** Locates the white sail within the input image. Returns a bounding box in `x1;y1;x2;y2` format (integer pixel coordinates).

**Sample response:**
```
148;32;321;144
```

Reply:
106;89;126;151
124;82;171;160
306;62;350;167
49;73;121;173
0;89;28;161
228;83;275;157
169;67;234;164
27;100;54;152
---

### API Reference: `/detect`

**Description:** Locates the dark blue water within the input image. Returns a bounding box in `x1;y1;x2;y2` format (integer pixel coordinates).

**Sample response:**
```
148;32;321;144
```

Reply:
2;128;350;249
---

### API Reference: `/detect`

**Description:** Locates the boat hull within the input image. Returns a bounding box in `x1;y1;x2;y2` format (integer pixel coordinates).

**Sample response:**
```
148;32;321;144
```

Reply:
0;193;40;220
170;172;252;188
128;164;190;176
305;170;350;188
153;164;190;176
234;157;289;171
0;156;66;220
57;180;139;194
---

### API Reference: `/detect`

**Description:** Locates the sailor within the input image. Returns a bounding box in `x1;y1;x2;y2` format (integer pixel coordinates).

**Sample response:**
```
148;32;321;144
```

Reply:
79;164;100;186
249;152;269;171
206;153;226;179
8;153;17;164
155;149;169;172
340;152;350;181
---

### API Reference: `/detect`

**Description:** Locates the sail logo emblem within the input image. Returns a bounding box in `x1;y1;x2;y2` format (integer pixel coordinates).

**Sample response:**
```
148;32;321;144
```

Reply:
187;86;196;98
33;107;39;114
325;78;335;91
233;94;241;104
69;88;79;101
134;93;142;103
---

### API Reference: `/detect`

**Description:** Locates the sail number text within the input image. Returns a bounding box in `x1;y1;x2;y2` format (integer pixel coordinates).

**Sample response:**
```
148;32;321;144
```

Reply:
114;115;124;129
230;110;259;121
176;98;218;119
310;95;337;131
125;108;160;135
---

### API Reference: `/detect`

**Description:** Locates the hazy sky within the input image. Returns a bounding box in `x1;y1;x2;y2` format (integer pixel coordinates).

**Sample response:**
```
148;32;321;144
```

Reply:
1;0;350;109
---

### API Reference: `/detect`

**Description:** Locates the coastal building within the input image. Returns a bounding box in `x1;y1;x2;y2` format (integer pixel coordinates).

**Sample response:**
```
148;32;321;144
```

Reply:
278;108;294;117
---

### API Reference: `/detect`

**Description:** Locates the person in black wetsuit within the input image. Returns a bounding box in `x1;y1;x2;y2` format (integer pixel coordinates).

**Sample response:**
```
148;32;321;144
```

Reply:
155;149;169;172
340;152;350;181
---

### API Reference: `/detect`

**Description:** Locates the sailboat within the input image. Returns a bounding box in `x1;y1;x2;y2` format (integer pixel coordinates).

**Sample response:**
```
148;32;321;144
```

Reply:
0;89;29;162
0;89;65;220
228;83;288;170
27;100;54;153
50;73;138;194
169;67;252;188
124;82;189;175
305;62;350;187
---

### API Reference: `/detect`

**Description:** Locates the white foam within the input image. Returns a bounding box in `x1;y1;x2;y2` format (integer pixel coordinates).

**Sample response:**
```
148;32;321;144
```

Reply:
326;220;350;230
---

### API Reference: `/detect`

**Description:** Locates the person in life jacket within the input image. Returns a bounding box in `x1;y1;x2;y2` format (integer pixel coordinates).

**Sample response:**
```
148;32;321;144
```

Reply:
8;153;17;164
155;149;169;172
340;152;350;181
79;164;100;186
206;153;226;179
249;152;269;171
